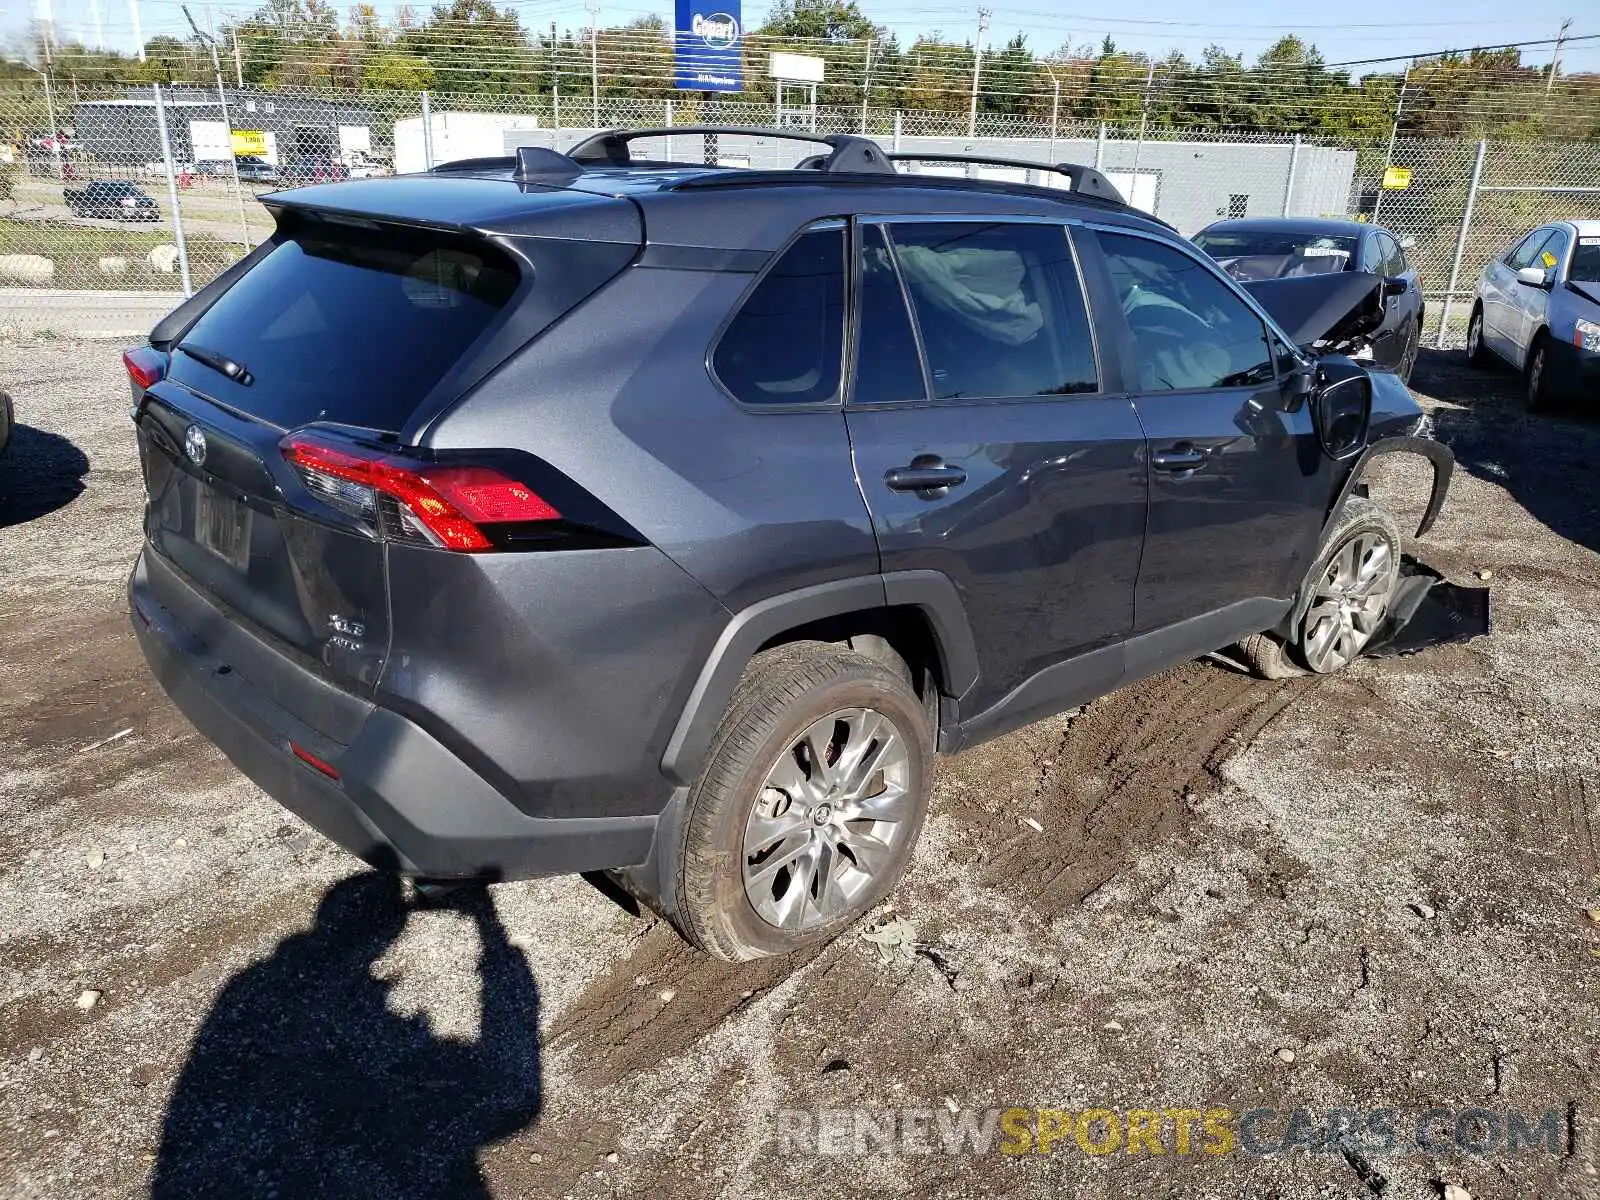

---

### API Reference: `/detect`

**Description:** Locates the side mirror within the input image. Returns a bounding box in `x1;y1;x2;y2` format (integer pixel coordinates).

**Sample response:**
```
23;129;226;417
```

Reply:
1515;265;1553;290
1311;358;1372;461
1382;277;1408;298
1280;364;1314;413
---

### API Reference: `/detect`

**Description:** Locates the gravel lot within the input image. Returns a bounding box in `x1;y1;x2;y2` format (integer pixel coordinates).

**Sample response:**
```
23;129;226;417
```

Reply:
1;337;1598;1199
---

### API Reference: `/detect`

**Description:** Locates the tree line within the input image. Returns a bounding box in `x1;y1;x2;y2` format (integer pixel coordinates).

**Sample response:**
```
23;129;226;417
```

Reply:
3;0;1597;141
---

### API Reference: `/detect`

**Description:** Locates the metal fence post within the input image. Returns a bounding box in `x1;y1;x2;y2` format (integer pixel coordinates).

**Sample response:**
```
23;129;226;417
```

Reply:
151;84;192;297
893;111;902;152
1095;122;1107;172
1283;134;1301;217
1436;138;1488;349
420;90;434;169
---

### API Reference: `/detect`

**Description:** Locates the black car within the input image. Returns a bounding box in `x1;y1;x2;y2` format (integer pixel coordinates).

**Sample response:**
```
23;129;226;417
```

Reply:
64;179;161;222
1193;217;1425;382
124;129;1453;961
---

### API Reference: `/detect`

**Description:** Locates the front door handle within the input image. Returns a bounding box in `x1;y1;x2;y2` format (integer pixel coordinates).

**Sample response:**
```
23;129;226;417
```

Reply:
1151;445;1210;472
885;456;968;493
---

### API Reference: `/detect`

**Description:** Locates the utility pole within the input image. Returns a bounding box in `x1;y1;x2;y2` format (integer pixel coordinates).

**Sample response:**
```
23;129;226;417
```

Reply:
550;20;561;130
586;0;599;129
1373;63;1410;222
184;4;251;251
967;7;990;138
129;0;145;61
1546;17;1571;92
231;25;243;87
860;36;873;134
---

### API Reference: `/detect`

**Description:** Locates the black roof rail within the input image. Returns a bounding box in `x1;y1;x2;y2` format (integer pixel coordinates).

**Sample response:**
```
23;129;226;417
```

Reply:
886;152;1126;204
567;126;894;174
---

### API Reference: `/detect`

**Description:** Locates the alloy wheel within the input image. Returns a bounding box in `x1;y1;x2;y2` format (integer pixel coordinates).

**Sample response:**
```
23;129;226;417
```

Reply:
743;708;913;932
1300;531;1398;673
1466;313;1481;358
1528;345;1545;408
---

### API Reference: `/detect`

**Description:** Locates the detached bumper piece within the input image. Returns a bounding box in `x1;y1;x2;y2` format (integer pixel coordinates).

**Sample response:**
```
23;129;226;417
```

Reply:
129;548;656;881
1364;557;1491;659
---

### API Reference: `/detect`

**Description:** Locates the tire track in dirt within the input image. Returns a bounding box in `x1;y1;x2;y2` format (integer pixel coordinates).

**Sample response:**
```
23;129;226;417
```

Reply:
945;661;1319;918
540;660;1319;1105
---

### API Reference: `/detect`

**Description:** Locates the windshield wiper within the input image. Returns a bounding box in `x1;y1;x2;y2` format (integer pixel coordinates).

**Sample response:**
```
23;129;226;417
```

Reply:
179;343;254;387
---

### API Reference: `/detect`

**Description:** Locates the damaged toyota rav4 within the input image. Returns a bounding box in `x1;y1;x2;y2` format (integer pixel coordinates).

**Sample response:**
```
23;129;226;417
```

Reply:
125;130;1452;961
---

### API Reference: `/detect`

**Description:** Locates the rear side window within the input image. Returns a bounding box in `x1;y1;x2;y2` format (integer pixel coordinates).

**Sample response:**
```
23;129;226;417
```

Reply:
170;223;520;432
888;222;1098;400
852;225;928;405
713;226;845;406
1098;231;1274;392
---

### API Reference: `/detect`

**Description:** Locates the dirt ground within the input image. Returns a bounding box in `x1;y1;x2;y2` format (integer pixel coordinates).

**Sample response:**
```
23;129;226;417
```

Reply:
1;338;1597;1200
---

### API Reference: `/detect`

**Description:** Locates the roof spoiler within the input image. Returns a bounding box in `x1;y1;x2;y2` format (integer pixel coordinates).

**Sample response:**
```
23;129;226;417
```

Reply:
566;126;895;174
886;152;1125;203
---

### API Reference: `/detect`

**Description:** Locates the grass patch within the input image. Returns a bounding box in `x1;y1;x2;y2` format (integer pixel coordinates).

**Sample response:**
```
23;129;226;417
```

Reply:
0;218;242;290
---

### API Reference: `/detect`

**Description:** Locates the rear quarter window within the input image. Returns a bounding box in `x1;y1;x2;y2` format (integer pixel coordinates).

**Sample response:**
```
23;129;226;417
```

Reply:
169;223;521;432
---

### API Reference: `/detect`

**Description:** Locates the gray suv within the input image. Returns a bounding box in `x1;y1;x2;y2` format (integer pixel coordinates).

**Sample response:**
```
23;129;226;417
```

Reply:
126;129;1452;960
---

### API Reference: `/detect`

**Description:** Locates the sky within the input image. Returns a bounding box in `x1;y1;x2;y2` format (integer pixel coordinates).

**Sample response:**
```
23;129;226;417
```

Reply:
13;0;1600;78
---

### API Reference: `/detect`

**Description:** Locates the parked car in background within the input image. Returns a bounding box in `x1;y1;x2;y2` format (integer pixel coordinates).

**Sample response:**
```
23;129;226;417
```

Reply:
1193;217;1425;382
1467;220;1600;410
343;150;387;179
233;155;278;184
195;159;232;178
65;180;160;222
279;155;349;186
124;130;1453;962
144;159;197;180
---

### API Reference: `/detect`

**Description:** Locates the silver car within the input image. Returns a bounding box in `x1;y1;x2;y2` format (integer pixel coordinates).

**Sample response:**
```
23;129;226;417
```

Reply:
1467;219;1600;410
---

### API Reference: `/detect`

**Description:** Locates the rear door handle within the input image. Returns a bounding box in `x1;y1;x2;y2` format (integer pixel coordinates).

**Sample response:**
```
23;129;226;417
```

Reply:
1151;445;1210;472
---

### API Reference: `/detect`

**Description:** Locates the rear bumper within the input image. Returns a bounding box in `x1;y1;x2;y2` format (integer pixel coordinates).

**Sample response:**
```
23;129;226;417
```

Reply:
129;546;657;880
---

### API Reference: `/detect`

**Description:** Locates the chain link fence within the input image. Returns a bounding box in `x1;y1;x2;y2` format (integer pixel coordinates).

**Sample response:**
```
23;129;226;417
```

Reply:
1;80;1598;345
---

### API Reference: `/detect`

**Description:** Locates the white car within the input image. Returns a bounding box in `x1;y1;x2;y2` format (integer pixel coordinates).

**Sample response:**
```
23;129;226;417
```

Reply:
1467;219;1600;410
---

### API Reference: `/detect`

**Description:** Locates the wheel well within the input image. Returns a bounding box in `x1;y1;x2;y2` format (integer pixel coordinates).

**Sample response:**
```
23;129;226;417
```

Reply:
755;606;945;701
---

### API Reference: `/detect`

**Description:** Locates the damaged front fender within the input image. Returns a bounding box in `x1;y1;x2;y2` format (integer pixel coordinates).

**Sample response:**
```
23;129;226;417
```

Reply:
1325;433;1455;542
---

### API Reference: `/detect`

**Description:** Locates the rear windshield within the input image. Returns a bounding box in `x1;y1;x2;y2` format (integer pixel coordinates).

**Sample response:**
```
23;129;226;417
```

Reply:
1194;231;1358;282
170;222;521;432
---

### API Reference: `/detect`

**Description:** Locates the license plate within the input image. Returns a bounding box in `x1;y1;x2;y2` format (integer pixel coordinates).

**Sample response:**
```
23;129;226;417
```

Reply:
196;487;252;570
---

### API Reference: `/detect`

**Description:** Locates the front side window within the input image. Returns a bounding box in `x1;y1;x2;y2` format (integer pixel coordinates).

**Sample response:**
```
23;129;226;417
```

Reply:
886;222;1098;400
1098;230;1275;392
1378;233;1408;276
713;226;845;406
1535;226;1571;273
1506;229;1553;270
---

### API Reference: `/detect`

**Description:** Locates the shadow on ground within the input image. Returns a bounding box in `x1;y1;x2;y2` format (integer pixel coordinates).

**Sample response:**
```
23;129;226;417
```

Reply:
1412;348;1600;555
0;424;90;527
153;872;543;1199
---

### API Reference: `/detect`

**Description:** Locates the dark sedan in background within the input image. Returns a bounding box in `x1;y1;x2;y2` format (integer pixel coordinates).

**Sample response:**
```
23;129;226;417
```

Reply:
1194;217;1425;382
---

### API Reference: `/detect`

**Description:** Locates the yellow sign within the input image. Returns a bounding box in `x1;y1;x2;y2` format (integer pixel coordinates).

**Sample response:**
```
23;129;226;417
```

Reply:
1381;166;1412;190
231;130;268;156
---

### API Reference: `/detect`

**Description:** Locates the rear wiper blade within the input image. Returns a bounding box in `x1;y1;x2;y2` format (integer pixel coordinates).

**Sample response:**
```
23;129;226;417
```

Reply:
179;342;254;387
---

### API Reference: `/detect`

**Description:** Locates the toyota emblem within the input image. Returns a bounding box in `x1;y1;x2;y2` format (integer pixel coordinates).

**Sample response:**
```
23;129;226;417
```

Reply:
183;423;208;466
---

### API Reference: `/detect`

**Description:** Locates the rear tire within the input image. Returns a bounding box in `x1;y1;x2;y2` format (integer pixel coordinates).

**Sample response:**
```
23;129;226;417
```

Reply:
1236;632;1306;680
673;641;933;961
1465;305;1493;368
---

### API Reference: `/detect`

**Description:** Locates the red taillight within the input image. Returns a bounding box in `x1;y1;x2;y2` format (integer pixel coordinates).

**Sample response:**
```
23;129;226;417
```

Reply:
289;741;341;780
280;434;559;553
123;346;166;390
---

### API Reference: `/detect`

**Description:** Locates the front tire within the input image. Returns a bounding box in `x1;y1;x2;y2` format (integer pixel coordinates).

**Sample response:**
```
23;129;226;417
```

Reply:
1525;335;1554;413
1398;319;1422;384
1235;497;1401;679
673;642;933;961
1465;305;1493;368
